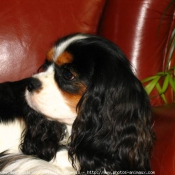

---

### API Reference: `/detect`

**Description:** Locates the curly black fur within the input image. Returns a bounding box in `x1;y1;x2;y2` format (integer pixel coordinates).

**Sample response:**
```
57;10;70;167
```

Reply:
67;35;154;174
21;105;65;161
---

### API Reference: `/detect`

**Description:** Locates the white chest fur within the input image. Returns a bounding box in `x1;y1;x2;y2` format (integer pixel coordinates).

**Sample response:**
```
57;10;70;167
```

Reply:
0;120;25;153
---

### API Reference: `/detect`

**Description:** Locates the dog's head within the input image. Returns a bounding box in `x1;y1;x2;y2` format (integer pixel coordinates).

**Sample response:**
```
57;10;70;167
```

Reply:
25;34;90;125
24;33;154;172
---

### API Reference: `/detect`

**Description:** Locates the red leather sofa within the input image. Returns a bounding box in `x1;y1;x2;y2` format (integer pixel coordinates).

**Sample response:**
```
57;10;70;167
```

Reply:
0;0;175;174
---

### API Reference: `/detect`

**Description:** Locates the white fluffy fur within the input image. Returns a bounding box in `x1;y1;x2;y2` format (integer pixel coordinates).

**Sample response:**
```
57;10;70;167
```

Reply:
0;120;25;154
1;151;76;175
25;65;76;125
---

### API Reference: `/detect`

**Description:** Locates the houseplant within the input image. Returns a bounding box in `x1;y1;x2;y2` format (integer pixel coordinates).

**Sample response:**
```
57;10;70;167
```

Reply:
142;0;175;103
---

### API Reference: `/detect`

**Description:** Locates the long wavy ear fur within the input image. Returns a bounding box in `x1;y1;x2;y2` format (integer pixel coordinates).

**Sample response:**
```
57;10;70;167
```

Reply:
69;39;154;173
20;105;65;161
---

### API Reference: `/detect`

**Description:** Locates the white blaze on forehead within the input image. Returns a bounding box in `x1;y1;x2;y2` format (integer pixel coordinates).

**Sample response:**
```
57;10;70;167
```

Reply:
53;34;88;61
25;65;76;125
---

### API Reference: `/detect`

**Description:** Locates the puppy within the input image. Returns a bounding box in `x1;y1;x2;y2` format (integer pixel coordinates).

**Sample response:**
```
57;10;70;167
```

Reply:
0;33;154;174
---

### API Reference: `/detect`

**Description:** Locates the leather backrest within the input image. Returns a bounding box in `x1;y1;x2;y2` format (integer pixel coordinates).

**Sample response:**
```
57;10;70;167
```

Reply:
0;0;106;82
98;0;175;105
0;0;174;105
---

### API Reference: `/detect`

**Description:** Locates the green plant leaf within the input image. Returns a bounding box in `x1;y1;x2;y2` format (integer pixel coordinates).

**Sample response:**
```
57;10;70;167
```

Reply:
161;74;170;93
168;74;175;91
144;76;161;95
141;76;160;83
155;83;168;103
156;72;166;76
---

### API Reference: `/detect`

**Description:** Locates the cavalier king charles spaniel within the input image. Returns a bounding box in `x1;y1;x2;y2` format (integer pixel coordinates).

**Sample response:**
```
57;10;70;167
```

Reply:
0;33;154;174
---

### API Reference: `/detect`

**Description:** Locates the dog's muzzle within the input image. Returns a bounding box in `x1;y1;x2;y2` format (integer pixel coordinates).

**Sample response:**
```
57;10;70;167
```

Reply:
27;78;42;92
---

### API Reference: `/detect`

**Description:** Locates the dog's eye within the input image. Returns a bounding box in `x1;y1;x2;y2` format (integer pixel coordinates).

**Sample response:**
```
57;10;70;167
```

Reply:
63;69;75;80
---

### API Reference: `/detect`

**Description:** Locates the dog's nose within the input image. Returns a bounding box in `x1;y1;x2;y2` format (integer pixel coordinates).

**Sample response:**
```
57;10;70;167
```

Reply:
27;78;42;92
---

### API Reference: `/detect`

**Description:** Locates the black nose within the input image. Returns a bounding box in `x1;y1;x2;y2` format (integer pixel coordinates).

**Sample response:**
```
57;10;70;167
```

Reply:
27;78;42;92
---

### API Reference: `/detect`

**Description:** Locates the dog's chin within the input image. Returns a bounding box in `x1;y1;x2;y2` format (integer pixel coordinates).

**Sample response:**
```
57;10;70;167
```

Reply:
25;90;76;125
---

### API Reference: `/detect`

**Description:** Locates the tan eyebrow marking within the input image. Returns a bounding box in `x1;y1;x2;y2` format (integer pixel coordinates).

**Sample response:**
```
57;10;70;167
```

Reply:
46;48;55;61
55;51;73;66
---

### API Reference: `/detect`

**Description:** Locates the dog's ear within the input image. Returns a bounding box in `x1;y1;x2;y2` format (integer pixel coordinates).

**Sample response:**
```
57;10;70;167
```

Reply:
20;107;65;161
69;53;154;173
